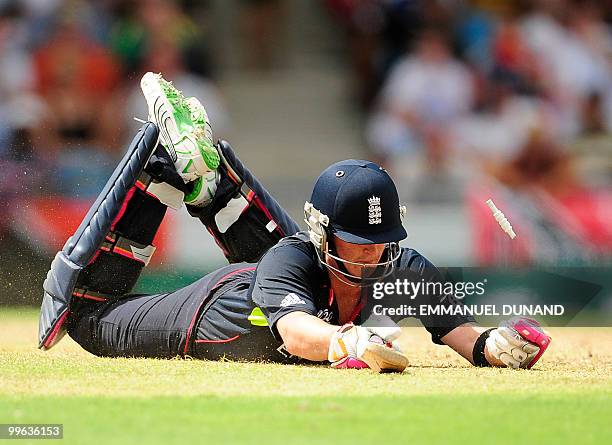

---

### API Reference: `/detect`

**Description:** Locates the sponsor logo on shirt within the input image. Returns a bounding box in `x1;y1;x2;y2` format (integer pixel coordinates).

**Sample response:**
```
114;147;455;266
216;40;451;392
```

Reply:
280;293;306;307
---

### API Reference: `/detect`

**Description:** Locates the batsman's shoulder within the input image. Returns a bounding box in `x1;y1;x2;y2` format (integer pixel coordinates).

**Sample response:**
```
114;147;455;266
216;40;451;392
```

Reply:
262;231;316;258
256;231;318;269
397;246;441;277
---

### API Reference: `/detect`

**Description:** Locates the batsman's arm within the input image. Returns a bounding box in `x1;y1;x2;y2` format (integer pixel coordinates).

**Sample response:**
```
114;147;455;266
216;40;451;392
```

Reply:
276;312;408;372
276;311;338;361
442;318;551;368
441;323;505;367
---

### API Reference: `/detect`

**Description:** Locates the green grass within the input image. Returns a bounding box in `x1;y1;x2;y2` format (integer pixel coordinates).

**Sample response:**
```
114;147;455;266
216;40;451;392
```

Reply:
2;394;610;445
1;308;611;444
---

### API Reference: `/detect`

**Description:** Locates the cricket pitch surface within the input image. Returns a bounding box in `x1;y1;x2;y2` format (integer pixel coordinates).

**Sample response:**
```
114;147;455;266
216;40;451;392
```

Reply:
1;308;610;444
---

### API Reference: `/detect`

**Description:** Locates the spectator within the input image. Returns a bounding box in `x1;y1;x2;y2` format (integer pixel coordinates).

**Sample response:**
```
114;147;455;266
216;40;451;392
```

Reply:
520;0;612;137
30;8;122;196
324;0;424;107
33;18;121;147
240;0;287;71
366;27;474;165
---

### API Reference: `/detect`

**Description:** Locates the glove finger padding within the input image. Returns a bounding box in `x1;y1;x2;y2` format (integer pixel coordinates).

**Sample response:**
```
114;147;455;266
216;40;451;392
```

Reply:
364;325;402;343
329;324;408;373
361;314;403;342
506;317;551;368
498;325;526;346
497;327;531;362
487;317;550;368
522;342;540;355
486;334;521;368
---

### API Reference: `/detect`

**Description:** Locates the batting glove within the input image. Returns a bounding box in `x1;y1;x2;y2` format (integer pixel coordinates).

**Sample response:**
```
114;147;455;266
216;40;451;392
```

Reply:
486;317;551;369
328;324;408;373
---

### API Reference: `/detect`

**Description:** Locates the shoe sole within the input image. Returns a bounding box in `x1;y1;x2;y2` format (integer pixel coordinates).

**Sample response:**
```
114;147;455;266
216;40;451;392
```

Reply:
141;73;216;179
141;73;185;163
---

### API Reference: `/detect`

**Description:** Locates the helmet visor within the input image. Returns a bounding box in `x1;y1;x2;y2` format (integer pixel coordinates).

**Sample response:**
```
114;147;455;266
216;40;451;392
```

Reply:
322;243;402;285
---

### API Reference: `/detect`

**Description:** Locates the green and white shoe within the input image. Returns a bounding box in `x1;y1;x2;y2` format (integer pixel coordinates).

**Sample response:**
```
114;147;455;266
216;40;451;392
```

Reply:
140;72;219;180
184;170;219;207
141;72;220;206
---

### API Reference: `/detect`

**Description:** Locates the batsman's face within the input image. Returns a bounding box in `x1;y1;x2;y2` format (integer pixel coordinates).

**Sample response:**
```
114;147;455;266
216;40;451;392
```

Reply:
329;236;386;278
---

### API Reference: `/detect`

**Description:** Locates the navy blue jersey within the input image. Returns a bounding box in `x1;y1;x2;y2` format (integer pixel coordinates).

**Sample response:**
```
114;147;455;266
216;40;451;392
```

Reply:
249;232;474;347
71;231;474;362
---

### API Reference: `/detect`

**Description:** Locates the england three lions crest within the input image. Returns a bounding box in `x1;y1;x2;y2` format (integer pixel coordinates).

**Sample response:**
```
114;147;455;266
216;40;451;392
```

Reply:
368;196;382;224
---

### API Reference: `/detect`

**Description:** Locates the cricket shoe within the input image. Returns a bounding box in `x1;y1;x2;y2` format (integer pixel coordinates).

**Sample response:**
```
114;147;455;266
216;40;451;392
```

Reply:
184;170;219;207
141;72;220;206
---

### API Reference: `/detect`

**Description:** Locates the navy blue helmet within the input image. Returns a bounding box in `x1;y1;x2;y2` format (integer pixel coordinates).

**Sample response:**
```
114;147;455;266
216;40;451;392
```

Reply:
304;160;407;285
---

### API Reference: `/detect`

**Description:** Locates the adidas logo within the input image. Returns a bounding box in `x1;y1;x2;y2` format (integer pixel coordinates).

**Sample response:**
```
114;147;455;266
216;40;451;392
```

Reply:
280;293;306;307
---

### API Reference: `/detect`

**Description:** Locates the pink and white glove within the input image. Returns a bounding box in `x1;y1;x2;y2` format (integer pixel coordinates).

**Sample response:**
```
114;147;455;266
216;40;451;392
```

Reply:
486;317;551;369
328;324;408;373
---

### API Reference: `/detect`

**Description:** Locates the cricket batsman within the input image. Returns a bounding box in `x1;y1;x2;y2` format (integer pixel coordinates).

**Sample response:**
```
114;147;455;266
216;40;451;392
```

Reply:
37;73;550;372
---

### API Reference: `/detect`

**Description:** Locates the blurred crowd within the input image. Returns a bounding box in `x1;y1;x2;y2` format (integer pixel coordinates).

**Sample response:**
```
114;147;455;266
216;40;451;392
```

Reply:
0;0;610;265
0;0;228;219
327;0;611;184
327;0;612;263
